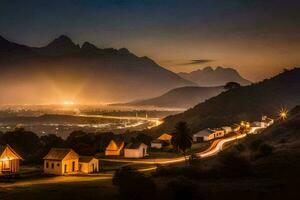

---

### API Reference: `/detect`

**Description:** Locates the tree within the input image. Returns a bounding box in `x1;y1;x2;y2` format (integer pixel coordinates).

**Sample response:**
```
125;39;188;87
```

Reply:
171;121;192;164
113;167;157;200
224;81;241;90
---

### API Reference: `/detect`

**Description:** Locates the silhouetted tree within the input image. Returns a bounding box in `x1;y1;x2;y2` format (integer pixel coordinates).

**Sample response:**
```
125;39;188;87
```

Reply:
224;81;241;90
171;121;192;164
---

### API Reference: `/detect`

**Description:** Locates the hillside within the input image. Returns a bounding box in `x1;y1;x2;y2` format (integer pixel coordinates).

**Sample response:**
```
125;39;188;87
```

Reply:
154;68;300;134
120;86;224;109
178;66;251;86
0;35;195;104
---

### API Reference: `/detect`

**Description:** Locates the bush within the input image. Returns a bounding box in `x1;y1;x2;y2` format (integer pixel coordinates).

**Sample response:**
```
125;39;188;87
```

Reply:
113;167;157;200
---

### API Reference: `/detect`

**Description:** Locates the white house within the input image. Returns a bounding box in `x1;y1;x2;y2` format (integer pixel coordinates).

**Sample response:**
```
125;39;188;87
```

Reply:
43;148;79;175
124;142;148;158
79;156;99;174
262;116;274;127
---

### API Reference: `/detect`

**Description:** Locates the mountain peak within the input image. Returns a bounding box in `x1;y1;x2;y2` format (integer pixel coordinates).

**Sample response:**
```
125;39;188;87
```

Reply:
47;35;75;47
81;42;99;51
40;35;80;56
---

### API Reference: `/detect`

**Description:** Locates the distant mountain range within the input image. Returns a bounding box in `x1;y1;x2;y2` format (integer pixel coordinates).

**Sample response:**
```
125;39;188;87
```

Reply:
117;86;224;109
153;68;300;134
178;66;251;86
0;35;195;104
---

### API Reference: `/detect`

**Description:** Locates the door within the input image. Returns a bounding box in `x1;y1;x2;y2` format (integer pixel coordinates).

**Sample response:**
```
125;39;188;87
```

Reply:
72;161;75;172
64;164;67;173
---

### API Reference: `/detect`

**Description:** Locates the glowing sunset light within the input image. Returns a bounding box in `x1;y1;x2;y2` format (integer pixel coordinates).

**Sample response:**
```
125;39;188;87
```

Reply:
63;101;75;105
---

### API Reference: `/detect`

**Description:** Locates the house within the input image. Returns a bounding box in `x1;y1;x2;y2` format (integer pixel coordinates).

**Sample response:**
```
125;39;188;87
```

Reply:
79;156;99;174
0;145;23;175
193;129;215;142
151;140;163;149
193;128;225;142
124;142;148;158
252;121;267;128
43;148;79;175
222;126;232;134
105;140;124;156
212;128;225;138
262;116;274;127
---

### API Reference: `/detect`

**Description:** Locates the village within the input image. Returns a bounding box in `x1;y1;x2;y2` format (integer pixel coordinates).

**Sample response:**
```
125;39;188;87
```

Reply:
0;116;274;177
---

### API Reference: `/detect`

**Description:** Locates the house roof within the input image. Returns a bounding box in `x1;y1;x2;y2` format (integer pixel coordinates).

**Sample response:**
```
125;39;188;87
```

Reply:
106;140;124;151
43;148;78;161
79;156;97;163
193;129;214;137
126;142;146;149
0;144;23;160
157;133;172;141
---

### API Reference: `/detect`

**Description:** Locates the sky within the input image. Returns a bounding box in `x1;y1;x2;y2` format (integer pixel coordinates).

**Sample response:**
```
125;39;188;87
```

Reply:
1;0;300;81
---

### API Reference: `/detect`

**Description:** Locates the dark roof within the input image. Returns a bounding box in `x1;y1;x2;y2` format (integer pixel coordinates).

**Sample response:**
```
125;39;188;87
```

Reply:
43;148;75;160
79;156;96;163
126;142;146;149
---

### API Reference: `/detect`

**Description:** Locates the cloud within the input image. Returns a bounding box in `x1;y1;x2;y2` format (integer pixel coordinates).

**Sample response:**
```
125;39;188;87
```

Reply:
183;59;214;65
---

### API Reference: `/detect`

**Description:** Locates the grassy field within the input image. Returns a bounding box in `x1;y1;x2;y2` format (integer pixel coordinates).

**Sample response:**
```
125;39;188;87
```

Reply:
0;178;117;200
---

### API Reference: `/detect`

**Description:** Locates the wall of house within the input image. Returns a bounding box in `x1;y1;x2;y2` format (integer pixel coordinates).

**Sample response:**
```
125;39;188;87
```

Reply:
79;159;99;173
204;134;215;141
124;146;147;158
0;159;19;174
44;160;63;175
62;159;79;174
151;143;162;149
105;150;121;156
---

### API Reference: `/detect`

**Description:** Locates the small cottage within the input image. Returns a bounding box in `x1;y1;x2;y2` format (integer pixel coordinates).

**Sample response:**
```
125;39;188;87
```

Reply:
0;145;23;175
124;142;148;158
105;140;124;156
43;148;79;175
79;156;99;174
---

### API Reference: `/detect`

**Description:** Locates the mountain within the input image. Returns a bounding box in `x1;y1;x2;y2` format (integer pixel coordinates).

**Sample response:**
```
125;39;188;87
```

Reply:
119;86;224;109
153;68;300;134
0;35;195;104
178;66;251;86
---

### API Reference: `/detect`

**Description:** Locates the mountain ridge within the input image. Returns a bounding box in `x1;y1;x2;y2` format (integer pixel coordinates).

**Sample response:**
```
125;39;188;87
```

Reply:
153;68;300;134
178;66;251;86
0;35;196;104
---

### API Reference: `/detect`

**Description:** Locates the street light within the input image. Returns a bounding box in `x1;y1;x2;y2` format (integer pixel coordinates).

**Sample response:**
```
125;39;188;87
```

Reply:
279;108;288;120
